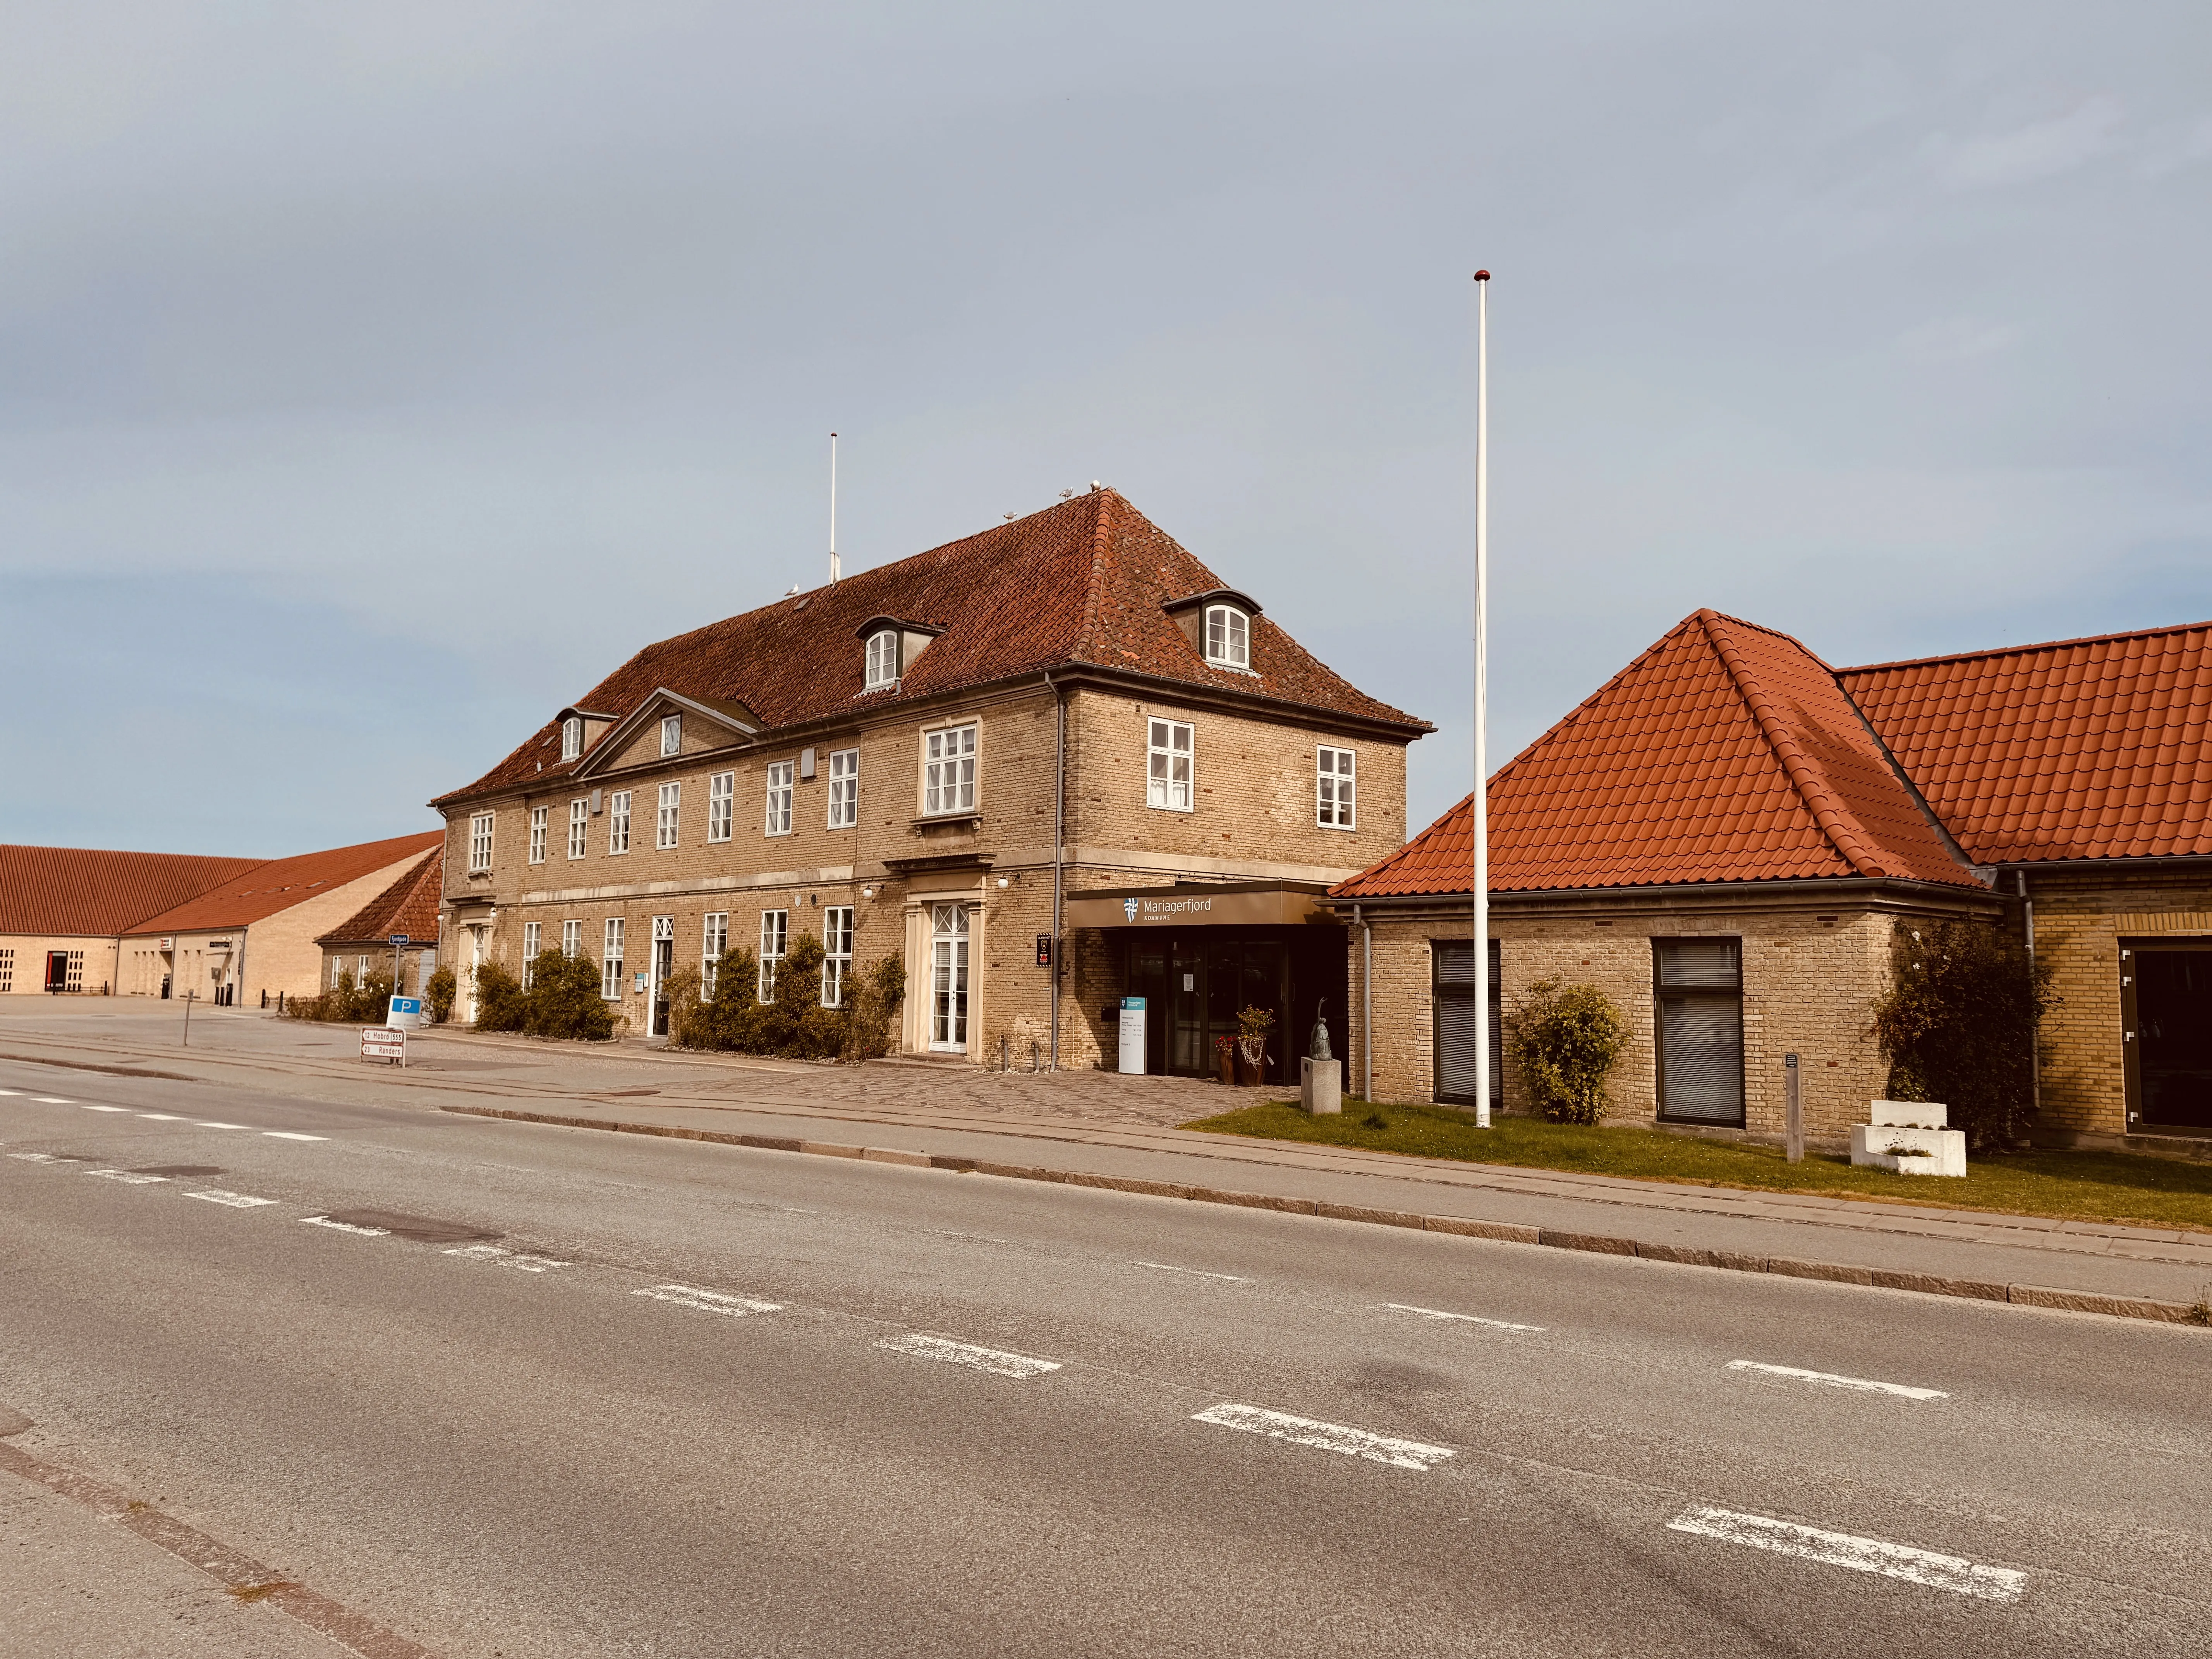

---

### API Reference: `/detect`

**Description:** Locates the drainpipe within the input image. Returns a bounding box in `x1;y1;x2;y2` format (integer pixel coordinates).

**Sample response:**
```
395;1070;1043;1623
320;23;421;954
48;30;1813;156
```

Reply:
1045;671;1065;1070
1354;903;1372;1103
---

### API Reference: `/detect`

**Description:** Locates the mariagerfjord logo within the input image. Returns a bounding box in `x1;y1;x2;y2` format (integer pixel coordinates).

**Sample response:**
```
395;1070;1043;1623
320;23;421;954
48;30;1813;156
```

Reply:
1123;897;1140;922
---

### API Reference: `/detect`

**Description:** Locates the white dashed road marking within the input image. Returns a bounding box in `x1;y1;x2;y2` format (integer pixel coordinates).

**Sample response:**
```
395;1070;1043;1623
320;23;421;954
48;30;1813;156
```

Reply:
136;1113;186;1121
1385;1303;1545;1332
1666;1506;2025;1601
262;1131;329;1142
186;1190;279;1209
1192;1404;1456;1471
196;1122;251;1130
633;1284;783;1317
1727;1361;1946;1402
86;1170;170;1185
0;1089;19;1096
443;1244;569;1273
77;1104;125;1112
8;1152;62;1164
36;1097;75;1104
876;1334;1063;1378
302;1215;389;1237
1136;1261;1249;1282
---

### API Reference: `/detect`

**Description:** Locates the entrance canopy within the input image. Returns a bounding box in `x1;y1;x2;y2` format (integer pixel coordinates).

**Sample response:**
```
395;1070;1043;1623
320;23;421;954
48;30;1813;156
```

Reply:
1063;881;1334;931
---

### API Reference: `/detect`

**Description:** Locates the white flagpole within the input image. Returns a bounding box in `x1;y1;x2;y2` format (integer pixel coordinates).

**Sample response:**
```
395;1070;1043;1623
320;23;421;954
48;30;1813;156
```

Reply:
829;432;840;585
1473;271;1492;1128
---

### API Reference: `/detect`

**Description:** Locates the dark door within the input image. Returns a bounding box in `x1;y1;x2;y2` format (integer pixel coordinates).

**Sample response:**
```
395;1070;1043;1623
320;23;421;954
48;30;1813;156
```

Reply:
45;953;67;992
651;937;675;1037
2127;944;2212;1130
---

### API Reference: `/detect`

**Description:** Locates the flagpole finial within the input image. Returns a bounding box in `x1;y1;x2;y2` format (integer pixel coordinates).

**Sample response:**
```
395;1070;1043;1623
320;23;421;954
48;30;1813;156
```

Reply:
1474;270;1490;282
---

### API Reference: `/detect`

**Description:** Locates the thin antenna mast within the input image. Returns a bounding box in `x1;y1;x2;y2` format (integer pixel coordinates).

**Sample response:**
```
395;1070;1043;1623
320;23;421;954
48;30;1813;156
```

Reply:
1473;270;1492;1130
829;432;840;584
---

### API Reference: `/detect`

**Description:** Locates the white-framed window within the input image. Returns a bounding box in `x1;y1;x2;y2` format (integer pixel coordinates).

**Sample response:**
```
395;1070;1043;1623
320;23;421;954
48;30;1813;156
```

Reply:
923;723;978;815
708;771;733;842
827;747;859;828
562;716;582;761
355;955;369;989
529;805;547;863
758;910;788;1001
702;912;729;996
1204;604;1250;670
608;791;631;854
330;958;343;990
764;761;793;836
468;812;494;872
822;906;854;1008
568;799;587;859
657;781;681;849
661;714;682;757
1147;718;1194;811
522;921;541;987
865;630;898;689
562;919;582;958
602;918;625;1000
1317;745;1357;829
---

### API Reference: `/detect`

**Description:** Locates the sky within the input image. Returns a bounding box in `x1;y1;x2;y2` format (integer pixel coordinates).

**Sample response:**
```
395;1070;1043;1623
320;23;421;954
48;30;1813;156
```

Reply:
5;2;2209;857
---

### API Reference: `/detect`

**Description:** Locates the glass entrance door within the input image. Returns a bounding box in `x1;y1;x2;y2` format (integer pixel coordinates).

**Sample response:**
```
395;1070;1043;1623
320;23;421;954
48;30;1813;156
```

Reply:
649;915;675;1037
931;904;970;1052
2128;944;2212;1130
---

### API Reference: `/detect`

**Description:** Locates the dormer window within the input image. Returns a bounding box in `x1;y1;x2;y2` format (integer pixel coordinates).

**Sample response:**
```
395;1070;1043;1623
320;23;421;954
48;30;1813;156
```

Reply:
660;714;682;757
561;717;582;761
866;629;899;689
1204;604;1250;670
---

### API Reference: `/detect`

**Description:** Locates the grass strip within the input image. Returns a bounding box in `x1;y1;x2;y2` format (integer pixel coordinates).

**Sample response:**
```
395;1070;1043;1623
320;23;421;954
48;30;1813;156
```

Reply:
1180;1101;2212;1236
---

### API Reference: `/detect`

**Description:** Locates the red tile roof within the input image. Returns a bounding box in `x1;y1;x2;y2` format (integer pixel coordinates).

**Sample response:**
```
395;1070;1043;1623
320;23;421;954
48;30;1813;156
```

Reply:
126;833;443;934
1841;621;2212;865
1333;610;1977;899
315;848;444;947
0;846;269;936
435;490;1428;807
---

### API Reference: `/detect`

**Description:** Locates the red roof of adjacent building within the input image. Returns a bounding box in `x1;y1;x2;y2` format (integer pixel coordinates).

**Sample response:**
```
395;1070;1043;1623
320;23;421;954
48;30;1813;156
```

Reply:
1333;610;1977;899
314;847;444;947
434;489;1428;807
126;832;443;934
1841;621;2212;865
0;846;269;936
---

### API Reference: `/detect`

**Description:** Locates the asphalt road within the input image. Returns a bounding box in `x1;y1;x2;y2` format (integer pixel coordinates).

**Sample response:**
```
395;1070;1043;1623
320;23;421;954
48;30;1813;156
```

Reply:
3;1055;2208;1657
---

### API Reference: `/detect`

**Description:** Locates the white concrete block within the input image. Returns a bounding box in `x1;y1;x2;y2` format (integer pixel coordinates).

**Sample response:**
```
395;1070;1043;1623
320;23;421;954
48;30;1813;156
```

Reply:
1850;1123;1966;1176
1301;1057;1342;1116
1871;1099;1947;1129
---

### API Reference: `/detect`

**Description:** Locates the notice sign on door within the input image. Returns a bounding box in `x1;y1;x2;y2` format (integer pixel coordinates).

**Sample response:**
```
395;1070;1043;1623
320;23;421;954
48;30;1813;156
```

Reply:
1118;998;1146;1075
361;1026;407;1065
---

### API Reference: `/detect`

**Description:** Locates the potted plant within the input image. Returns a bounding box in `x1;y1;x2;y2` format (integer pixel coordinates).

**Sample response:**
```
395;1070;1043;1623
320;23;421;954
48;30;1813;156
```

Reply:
1235;1005;1275;1086
1214;1033;1237;1085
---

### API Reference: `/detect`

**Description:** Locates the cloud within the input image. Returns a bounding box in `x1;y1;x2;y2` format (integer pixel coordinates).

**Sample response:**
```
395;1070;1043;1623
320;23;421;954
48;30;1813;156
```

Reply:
1925;95;2126;190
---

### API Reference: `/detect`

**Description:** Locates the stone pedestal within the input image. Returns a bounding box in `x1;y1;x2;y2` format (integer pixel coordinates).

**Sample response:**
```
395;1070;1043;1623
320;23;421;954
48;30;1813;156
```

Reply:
1301;1057;1342;1115
1849;1099;1966;1177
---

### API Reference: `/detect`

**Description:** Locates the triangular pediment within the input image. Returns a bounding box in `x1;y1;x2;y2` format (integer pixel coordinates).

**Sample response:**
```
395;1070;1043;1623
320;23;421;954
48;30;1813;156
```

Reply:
574;688;760;778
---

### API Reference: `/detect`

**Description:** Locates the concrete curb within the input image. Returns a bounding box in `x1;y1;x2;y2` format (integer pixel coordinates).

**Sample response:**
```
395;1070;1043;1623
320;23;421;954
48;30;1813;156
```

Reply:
441;1105;2212;1331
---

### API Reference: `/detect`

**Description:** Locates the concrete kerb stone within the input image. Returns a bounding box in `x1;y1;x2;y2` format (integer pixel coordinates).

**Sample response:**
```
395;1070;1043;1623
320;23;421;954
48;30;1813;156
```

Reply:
438;1104;2212;1331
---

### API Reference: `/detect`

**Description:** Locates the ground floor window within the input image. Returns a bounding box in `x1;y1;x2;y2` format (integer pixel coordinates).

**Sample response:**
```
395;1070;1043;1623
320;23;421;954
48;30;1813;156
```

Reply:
522;921;540;987
2124;940;2212;1130
930;903;969;1051
1432;938;1501;1108
562;919;582;958
823;906;854;1007
1654;938;1743;1125
0;948;12;993
702;912;728;996
1119;925;1345;1085
759;910;788;1001
331;958;344;990
602;919;625;1001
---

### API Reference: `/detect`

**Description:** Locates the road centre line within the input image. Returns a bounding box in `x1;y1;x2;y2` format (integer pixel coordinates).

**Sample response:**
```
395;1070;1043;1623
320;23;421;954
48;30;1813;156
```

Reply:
876;1333;1062;1378
443;1243;569;1273
1193;1404;1456;1472
1727;1360;1946;1401
302;1215;388;1236
196;1122;251;1130
1385;1303;1544;1332
186;1190;279;1209
1666;1506;2025;1602
8;1152;62;1163
136;1112;186;1121
36;1097;76;1104
1136;1261;1249;1282
262;1131;328;1142
0;1089;17;1096
77;1103;124;1111
86;1169;170;1185
633;1284;783;1317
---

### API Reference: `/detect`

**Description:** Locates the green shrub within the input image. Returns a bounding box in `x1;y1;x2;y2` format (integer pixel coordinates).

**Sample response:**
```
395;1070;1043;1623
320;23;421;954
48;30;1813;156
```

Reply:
521;950;618;1041
1870;919;2056;1152
841;954;907;1062
1504;979;1626;1124
284;969;395;1024
425;965;457;1025
670;935;900;1062
471;960;526;1032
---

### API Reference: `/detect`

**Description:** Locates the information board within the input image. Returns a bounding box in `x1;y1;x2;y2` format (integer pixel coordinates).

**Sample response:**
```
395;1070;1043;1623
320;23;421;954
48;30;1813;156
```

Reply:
1117;998;1146;1075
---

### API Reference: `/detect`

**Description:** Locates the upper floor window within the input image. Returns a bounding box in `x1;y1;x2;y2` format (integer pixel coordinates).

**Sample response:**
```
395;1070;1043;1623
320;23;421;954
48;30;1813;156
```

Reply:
567;799;587;859
608;790;632;855
468;812;494;872
865;630;899;689
1204;604;1250;670
828;747;860;828
764;762;794;836
923;723;978;816
561;717;582;761
1317;746;1357;830
660;714;682;757
528;805;547;864
657;781;681;849
1147;719;1194;811
708;771;733;842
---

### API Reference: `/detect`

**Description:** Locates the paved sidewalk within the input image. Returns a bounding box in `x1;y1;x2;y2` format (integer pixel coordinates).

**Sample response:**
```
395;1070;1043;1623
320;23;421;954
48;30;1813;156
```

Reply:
7;1001;2211;1316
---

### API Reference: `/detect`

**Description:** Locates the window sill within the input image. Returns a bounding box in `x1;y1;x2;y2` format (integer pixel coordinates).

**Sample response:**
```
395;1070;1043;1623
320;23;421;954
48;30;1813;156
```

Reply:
467;869;493;879
913;811;982;831
1146;802;1196;814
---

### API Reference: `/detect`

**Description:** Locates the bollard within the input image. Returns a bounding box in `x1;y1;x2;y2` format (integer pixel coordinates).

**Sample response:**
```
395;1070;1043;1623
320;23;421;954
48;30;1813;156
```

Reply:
1784;1053;1803;1162
1000;1033;1009;1072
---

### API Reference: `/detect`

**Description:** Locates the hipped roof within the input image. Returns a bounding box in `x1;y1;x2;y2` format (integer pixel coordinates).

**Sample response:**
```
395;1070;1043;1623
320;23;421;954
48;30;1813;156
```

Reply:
435;490;1427;807
316;848;444;948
